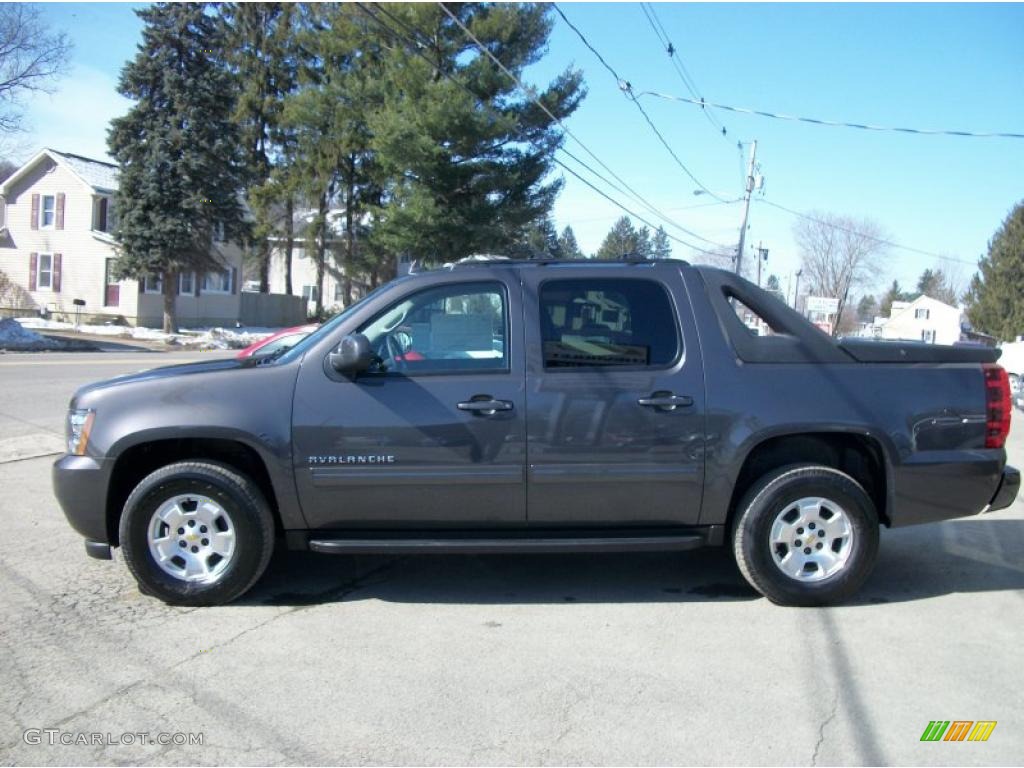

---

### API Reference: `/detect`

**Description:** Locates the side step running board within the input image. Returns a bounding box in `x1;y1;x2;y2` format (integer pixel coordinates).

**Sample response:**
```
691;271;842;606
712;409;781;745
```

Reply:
307;534;708;555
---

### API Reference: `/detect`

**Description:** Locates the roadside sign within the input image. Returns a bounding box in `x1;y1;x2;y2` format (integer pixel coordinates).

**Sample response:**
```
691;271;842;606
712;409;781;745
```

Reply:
805;296;840;314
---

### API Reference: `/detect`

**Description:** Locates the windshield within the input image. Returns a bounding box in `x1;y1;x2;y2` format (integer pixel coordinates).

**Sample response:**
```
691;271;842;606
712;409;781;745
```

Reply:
274;281;397;365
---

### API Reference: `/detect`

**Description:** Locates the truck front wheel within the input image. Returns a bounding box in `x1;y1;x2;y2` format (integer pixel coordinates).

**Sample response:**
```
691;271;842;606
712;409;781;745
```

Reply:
119;461;275;606
732;464;879;606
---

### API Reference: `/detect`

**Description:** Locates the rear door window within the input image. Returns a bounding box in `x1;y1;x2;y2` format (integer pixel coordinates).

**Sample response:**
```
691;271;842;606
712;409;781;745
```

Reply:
539;278;680;369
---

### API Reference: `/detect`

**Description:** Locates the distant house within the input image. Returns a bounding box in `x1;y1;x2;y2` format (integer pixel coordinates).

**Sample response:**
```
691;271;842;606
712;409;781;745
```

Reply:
0;148;249;327
267;206;411;315
859;295;963;345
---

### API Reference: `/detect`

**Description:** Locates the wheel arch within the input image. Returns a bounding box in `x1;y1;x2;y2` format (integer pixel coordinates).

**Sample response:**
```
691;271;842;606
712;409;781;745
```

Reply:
105;434;286;546
726;429;893;530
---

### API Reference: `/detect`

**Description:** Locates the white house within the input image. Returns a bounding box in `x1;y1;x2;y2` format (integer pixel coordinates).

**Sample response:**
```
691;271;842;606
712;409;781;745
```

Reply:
0;148;249;327
266;207;412;315
860;295;963;345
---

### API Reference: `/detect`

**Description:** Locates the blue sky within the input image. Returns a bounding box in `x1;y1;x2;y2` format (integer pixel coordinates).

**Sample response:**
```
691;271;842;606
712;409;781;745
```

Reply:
19;2;1024;298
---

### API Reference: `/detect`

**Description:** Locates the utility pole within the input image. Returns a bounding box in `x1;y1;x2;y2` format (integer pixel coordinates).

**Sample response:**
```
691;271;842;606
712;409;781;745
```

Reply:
756;243;768;287
735;139;758;277
794;268;803;311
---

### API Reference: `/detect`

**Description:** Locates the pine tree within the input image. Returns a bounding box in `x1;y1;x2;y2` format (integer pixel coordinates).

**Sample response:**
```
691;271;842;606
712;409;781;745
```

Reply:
965;202;1024;341
765;274;781;292
652;226;672;259
108;3;247;332
224;2;299;293
557;225;584;259
879;280;911;317
597;216;649;259
369;3;583;264
857;294;878;322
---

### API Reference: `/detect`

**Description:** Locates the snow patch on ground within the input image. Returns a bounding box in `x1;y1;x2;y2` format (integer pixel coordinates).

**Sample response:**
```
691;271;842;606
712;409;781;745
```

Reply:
13;317;279;350
0;318;62;350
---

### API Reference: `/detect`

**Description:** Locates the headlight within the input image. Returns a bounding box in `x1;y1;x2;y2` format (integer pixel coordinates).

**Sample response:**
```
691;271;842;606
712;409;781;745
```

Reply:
67;409;95;456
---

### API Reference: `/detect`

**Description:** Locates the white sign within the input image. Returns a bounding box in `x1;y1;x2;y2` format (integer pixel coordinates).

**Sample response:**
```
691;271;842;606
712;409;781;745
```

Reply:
805;296;840;315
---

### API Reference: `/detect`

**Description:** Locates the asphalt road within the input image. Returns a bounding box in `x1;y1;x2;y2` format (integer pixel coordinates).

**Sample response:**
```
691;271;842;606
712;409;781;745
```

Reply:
0;351;1022;766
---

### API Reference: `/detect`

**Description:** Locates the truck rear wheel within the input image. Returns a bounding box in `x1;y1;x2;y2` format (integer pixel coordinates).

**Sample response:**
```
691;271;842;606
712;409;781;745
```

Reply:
732;464;879;606
119;461;275;606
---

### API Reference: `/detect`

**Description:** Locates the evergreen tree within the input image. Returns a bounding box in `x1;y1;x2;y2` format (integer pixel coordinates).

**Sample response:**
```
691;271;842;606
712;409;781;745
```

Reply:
965;202;1024;340
369;3;583;264
108;3;247;332
914;266;958;305
765;274;781;293
597;216;652;259
879;280;912;317
557;225;584;259
509;216;561;258
652;226;672;259
857;294;878;322
224;2;300;293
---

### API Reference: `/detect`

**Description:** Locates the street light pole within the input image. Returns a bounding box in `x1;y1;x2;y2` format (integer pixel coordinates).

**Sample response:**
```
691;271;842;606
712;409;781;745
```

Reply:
735;140;757;278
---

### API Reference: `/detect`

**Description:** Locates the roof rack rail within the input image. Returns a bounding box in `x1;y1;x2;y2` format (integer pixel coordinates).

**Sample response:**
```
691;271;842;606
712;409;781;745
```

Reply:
405;255;690;274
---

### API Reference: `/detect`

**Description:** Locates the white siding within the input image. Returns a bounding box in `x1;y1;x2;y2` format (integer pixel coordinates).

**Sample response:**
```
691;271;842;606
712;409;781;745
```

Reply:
0;157;139;321
268;244;345;315
0;151;248;328
878;296;962;345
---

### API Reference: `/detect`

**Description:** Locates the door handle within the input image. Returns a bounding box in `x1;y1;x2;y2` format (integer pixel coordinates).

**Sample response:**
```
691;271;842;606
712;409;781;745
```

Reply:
457;398;514;416
637;393;693;411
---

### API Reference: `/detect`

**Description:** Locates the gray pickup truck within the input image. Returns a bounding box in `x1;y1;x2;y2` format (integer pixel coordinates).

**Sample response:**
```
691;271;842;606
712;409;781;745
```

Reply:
53;258;1019;606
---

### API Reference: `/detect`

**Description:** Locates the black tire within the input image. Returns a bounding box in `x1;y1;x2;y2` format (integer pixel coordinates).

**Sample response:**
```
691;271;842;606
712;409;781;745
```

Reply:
119;461;275;606
732;464;879;607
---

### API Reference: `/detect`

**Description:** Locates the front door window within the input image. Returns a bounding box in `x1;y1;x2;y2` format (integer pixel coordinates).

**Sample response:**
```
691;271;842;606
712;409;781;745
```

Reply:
359;282;507;374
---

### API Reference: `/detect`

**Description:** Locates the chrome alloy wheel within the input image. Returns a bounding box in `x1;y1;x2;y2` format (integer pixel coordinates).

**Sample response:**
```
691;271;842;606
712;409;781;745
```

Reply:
769;496;854;582
147;494;236;584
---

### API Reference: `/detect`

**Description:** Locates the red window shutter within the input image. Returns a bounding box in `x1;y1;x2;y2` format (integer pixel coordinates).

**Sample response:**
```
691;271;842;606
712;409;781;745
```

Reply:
55;193;65;230
231;267;238;295
53;253;62;292
30;194;39;230
29;252;38;291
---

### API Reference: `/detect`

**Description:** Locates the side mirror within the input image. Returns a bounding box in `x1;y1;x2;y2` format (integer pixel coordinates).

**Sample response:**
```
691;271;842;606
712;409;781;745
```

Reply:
329;333;375;376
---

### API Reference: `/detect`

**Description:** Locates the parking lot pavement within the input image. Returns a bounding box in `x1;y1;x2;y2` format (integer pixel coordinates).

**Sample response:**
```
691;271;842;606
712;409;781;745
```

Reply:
1;352;1022;766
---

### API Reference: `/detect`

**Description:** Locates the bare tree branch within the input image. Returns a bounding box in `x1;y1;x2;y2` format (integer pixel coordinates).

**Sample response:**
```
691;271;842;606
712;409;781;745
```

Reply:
793;210;888;337
0;4;72;135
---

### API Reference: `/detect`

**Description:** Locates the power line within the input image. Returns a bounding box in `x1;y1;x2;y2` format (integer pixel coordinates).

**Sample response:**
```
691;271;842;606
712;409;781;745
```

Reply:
554;156;722;255
639;90;1024;140
639;2;734;145
360;2;725;255
758;199;980;266
553;3;732;205
437;2;730;249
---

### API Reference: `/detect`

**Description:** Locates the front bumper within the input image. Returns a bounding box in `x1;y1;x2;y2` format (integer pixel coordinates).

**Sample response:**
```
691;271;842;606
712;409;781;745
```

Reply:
52;454;112;544
985;465;1020;513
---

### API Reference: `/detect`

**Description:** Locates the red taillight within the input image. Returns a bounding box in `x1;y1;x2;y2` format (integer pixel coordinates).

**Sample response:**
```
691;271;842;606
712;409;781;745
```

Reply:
983;363;1012;449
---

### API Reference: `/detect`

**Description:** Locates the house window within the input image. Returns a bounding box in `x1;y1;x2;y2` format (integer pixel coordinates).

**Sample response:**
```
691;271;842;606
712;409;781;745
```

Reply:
334;282;344;302
37;253;54;291
921;329;936;343
302;285;319;302
95;197;118;233
143;274;163;294
40;195;56;228
179;272;195;295
915;308;930;320
202;268;232;294
213;222;226;243
104;258;120;307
